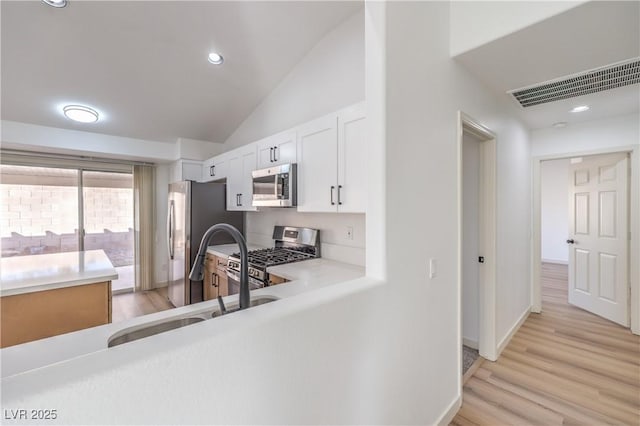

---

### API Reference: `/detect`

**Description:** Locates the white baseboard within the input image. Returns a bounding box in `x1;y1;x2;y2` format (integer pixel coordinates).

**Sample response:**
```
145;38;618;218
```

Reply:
462;337;478;350
497;306;530;357
541;258;568;265
436;395;461;426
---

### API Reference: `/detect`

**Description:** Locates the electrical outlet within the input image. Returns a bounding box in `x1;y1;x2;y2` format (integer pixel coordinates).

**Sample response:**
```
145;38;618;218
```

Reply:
346;226;354;240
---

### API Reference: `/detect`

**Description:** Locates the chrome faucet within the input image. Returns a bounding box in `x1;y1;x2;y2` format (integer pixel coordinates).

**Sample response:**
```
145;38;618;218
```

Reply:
188;223;249;311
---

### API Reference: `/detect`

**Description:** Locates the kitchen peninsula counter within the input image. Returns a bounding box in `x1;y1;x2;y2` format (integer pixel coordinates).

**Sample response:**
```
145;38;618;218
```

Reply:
0;250;117;348
0;250;118;297
1;249;364;378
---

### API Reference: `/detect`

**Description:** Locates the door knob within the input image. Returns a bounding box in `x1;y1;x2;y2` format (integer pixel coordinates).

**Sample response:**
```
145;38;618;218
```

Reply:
566;239;575;244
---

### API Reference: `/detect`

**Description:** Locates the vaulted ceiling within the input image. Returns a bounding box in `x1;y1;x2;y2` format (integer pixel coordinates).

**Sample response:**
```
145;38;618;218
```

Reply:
1;1;362;143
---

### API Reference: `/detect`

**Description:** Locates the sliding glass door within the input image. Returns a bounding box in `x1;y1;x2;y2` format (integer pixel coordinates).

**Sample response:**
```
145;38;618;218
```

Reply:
81;171;134;292
1;164;135;292
1;165;80;256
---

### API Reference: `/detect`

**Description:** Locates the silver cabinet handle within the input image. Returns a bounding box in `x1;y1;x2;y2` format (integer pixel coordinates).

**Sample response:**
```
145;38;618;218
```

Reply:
338;185;343;205
273;146;278;162
330;186;336;205
270;147;274;162
236;193;242;206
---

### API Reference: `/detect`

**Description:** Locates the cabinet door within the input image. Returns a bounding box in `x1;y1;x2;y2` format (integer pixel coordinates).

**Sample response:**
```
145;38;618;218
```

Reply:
202;155;228;182
217;269;229;297
226;155;243;211
337;104;367;213
226;145;257;211
203;255;219;301
257;131;297;169
296;115;338;212
240;148;257;210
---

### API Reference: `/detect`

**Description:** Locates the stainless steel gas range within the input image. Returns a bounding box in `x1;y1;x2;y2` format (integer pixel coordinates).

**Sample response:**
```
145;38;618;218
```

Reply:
226;226;320;294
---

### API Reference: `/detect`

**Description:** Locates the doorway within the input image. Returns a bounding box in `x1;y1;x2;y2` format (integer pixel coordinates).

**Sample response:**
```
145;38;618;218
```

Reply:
539;153;631;327
457;112;497;383
533;147;640;335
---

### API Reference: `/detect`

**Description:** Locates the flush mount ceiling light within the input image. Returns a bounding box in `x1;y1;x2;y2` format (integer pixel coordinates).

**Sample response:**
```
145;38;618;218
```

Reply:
570;105;590;113
207;52;224;65
552;121;568;128
42;0;67;8
63;105;99;123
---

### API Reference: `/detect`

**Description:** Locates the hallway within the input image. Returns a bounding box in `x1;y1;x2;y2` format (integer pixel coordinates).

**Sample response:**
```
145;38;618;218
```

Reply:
452;263;640;425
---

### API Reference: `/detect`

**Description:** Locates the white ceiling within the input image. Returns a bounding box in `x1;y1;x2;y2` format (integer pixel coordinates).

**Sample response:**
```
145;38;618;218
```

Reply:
1;1;362;143
455;1;640;130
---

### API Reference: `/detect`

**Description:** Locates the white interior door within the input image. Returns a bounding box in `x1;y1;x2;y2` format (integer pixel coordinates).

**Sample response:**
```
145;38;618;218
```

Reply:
568;153;629;326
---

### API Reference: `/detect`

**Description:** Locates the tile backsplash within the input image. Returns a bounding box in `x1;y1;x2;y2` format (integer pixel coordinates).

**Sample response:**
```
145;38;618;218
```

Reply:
246;210;365;266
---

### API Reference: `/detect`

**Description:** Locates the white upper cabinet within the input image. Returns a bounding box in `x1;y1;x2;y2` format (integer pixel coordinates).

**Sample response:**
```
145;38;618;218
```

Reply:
296;115;338;212
337;103;367;213
171;159;203;183
202;154;229;182
256;130;297;169
297;102;366;213
226;144;257;211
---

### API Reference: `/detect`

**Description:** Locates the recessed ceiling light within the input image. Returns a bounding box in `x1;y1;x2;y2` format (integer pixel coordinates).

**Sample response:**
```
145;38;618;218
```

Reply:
63;105;99;123
42;0;67;8
552;121;567;128
570;105;590;113
207;52;224;65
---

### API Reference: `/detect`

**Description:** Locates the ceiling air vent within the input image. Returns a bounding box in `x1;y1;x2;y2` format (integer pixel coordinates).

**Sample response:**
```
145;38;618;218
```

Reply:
509;58;640;108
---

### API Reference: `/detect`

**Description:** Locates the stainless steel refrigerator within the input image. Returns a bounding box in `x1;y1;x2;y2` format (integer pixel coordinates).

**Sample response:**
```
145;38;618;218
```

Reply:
167;181;244;307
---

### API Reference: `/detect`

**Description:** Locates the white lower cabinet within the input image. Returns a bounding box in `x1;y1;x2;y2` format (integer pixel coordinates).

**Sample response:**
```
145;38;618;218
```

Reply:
297;102;366;213
226;145;257;211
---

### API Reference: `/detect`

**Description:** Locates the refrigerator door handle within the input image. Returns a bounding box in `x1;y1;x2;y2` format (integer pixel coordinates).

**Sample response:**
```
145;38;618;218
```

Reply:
167;200;175;259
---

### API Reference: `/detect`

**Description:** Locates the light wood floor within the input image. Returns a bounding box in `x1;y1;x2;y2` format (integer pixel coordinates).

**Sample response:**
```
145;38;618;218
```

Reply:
112;287;174;323
452;263;640;426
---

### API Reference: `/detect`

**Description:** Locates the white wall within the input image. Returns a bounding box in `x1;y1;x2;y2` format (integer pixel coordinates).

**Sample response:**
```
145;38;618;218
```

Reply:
541;159;569;264
223;9;364;149
462;132;480;347
450;1;585;56
1;120;177;162
246;210;365;266
531;113;640;157
379;4;531;420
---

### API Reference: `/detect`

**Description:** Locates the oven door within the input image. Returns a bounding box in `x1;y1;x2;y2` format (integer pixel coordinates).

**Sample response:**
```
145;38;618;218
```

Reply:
227;269;264;295
252;173;278;204
251;164;296;207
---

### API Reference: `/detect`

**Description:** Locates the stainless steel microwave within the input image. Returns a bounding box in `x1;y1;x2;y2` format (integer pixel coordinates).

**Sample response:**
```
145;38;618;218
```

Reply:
251;163;297;207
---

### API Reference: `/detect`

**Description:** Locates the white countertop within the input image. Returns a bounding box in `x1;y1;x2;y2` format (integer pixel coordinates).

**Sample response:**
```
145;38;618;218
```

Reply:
0;250;118;297
0;249;364;378
206;243;265;258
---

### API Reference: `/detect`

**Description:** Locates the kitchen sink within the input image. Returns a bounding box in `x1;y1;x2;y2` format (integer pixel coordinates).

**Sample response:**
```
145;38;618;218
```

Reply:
108;296;279;347
211;295;279;318
108;317;206;348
